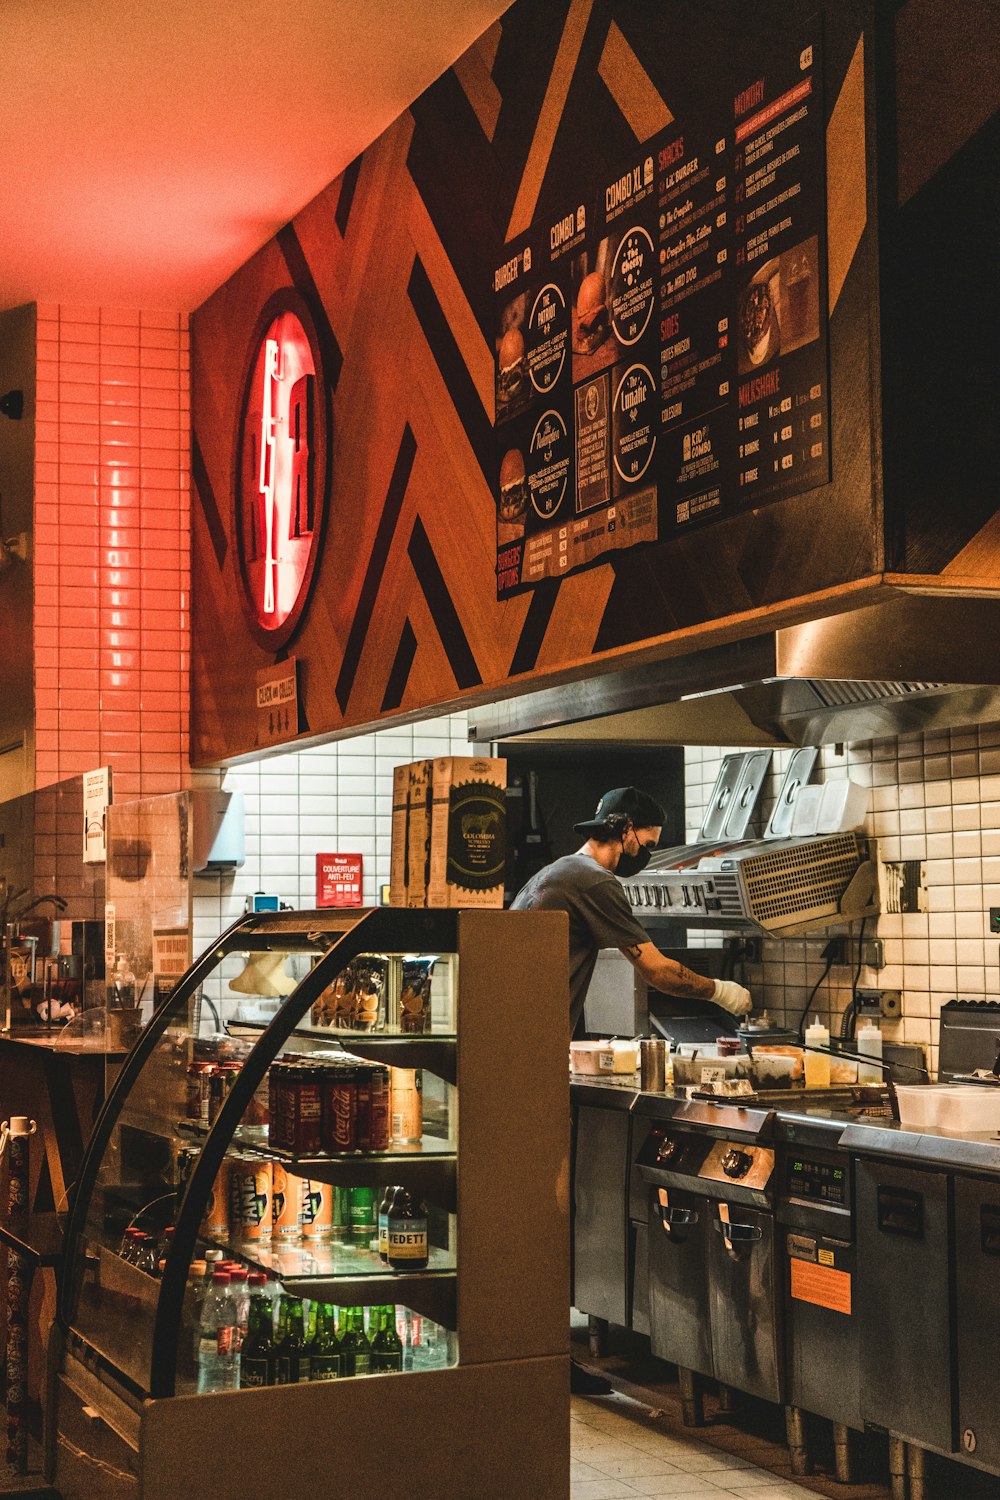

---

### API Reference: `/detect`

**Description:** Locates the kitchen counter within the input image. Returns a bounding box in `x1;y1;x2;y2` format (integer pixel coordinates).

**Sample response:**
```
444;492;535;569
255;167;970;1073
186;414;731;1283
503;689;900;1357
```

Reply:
571;1073;1000;1169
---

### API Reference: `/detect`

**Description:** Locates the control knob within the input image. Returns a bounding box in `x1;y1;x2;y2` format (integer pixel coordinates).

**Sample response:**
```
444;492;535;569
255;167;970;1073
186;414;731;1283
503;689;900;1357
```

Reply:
721;1147;754;1179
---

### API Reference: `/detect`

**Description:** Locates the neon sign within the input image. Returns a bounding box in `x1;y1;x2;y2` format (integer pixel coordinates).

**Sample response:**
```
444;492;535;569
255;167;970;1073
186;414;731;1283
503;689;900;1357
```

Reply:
234;291;331;649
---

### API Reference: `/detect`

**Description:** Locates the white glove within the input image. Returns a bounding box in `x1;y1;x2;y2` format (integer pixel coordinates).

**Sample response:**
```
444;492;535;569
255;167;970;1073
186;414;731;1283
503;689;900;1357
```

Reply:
711;978;752;1016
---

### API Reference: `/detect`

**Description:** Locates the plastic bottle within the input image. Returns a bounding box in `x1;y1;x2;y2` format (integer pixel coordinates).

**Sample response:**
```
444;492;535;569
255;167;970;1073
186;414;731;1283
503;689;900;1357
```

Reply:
196;1270;239;1393
112;954;136;1007
804;1017;831;1088
177;1259;208;1390
119;1227;141;1262
856;1018;883;1084
228;1267;250;1351
156;1226;174;1276
133;1232;159;1277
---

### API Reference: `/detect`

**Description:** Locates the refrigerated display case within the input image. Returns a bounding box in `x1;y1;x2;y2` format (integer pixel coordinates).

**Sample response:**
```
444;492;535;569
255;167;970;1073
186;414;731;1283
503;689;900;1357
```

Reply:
52;906;570;1500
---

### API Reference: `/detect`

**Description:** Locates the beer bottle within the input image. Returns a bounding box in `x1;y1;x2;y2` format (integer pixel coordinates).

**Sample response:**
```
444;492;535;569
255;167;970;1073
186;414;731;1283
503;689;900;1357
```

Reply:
310;1303;342;1380
371;1305;403;1373
386;1187;429;1270
339;1305;372;1377
239;1280;275;1387
274;1294;309;1383
377;1185;395;1264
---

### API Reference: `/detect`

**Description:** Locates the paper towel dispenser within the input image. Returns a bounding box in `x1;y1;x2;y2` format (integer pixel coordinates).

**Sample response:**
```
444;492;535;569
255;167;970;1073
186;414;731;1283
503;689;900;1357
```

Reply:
190;789;246;872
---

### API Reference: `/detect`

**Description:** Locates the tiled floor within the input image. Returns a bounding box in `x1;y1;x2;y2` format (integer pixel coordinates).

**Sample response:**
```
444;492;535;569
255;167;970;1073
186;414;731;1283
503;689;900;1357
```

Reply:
571;1394;825;1500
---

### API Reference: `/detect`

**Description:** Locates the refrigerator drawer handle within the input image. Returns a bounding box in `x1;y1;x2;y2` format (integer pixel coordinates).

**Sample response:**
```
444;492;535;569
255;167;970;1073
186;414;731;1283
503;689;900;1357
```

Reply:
713;1218;763;1254
876;1185;924;1239
980;1204;1000;1254
655;1203;699;1235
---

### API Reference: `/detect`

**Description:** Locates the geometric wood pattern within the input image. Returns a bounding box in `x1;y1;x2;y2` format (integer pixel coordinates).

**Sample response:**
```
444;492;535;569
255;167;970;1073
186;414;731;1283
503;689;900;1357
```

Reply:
191;0;1000;765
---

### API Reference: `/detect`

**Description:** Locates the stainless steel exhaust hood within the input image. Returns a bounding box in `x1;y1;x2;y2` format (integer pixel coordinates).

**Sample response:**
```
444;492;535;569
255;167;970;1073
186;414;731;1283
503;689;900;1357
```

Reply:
470;594;1000;748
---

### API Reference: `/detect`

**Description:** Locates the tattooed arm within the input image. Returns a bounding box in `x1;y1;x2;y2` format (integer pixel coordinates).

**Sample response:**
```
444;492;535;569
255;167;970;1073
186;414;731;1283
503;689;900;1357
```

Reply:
619;942;716;999
620;941;752;1014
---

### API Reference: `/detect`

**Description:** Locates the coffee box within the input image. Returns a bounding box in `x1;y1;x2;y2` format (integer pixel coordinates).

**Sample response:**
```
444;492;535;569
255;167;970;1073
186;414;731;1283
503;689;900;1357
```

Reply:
405;759;433;908
426;756;507;908
389;763;410;907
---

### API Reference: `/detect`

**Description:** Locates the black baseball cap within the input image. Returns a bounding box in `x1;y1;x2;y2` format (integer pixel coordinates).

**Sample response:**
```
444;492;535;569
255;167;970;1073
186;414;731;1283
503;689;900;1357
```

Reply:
574;786;666;839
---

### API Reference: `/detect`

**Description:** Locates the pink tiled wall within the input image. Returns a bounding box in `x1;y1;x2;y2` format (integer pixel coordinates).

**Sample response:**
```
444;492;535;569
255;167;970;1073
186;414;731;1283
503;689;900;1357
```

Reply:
33;306;190;799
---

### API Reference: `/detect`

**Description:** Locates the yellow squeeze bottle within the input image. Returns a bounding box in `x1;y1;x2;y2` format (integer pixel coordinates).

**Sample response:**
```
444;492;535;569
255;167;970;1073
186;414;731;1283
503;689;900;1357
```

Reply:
804;1017;831;1088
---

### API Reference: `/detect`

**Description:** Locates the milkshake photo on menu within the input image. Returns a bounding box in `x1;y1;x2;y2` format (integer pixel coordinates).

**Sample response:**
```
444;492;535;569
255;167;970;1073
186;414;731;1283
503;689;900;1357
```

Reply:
736;236;821;376
571;239;614;381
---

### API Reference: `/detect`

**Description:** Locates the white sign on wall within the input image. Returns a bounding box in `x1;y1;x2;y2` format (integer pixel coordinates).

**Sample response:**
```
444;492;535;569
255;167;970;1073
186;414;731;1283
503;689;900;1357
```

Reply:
83;766;113;864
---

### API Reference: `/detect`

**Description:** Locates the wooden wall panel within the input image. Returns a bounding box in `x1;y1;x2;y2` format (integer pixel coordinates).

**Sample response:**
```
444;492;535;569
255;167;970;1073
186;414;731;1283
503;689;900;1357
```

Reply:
191;0;999;765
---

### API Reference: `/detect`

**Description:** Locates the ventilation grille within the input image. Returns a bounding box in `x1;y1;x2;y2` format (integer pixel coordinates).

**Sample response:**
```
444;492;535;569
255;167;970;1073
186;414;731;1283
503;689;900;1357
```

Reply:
713;871;743;917
742;833;866;923
808;680;945;708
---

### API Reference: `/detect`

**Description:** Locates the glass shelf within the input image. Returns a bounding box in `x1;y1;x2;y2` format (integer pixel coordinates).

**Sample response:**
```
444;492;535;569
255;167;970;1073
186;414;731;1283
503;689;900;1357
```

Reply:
175;1120;455;1163
201;1237;455;1282
228;1021;457;1044
197;1238;458;1328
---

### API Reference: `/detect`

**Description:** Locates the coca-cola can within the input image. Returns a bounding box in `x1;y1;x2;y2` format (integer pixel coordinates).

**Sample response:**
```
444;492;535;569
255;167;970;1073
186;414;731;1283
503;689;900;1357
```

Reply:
324;1064;357;1152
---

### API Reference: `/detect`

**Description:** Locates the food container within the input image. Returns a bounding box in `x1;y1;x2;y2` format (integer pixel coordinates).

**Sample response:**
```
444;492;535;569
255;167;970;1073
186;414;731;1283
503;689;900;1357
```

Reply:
896;1083;1000;1136
750;1045;804;1082
745;1052;801;1090
672;1052;742;1087
570;1040;640;1075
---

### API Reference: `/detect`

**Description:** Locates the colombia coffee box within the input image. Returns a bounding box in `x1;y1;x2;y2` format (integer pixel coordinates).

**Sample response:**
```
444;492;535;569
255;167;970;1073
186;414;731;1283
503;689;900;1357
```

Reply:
427;757;507;909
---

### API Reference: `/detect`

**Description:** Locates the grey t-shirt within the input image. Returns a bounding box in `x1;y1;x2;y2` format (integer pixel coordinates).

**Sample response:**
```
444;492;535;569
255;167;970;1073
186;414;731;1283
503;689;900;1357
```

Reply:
510;853;649;1037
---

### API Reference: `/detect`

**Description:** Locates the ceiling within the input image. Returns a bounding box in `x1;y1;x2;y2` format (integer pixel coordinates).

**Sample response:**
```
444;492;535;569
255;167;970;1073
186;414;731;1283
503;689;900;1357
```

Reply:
1;0;510;315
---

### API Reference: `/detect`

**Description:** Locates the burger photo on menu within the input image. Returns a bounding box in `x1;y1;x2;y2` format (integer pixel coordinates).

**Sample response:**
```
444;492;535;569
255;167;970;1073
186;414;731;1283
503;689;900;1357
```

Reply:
496;299;530;422
571;244;614;380
737;259;781;375
497;447;528;545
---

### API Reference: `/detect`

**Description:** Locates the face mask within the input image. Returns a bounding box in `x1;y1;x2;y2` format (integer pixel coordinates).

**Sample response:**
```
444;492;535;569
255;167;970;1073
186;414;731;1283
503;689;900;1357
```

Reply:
616;844;653;879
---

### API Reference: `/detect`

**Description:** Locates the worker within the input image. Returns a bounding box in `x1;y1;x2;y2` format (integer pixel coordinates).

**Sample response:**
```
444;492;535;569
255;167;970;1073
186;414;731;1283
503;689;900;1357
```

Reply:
511;785;752;1037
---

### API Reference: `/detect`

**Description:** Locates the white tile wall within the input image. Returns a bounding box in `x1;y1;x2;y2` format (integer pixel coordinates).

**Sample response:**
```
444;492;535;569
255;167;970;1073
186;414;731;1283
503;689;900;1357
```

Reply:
685;727;1000;1077
191;712;470;959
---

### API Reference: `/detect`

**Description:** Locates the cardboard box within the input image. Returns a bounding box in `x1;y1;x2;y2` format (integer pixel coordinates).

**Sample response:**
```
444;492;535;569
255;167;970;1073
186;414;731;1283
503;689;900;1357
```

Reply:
389;764;410;907
427;756;507;908
405;759;433;908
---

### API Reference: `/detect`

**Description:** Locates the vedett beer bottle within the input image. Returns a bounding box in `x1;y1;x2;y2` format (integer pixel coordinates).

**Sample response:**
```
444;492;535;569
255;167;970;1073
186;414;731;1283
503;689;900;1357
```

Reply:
377;1185;396;1264
386;1187;429;1269
310;1303;342;1380
239;1278;275;1388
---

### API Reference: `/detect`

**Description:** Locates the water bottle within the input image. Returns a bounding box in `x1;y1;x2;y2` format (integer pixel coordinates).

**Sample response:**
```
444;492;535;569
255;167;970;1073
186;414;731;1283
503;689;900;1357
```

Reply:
228;1267;250;1351
196;1270;239;1393
112;954;136;1007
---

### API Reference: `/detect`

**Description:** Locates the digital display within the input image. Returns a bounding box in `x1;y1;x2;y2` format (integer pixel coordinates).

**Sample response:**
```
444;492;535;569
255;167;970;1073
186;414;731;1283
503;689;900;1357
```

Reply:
787;1156;846;1204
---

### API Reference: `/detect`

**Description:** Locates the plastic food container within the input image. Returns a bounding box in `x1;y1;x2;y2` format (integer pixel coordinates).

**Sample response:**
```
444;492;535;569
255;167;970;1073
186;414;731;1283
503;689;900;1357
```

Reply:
570;1040;640;1075
895;1083;1000;1135
672;1052;742;1086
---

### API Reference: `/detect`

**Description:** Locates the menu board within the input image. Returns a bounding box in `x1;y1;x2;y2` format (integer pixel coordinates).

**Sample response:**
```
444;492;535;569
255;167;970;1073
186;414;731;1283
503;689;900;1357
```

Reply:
493;20;830;598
